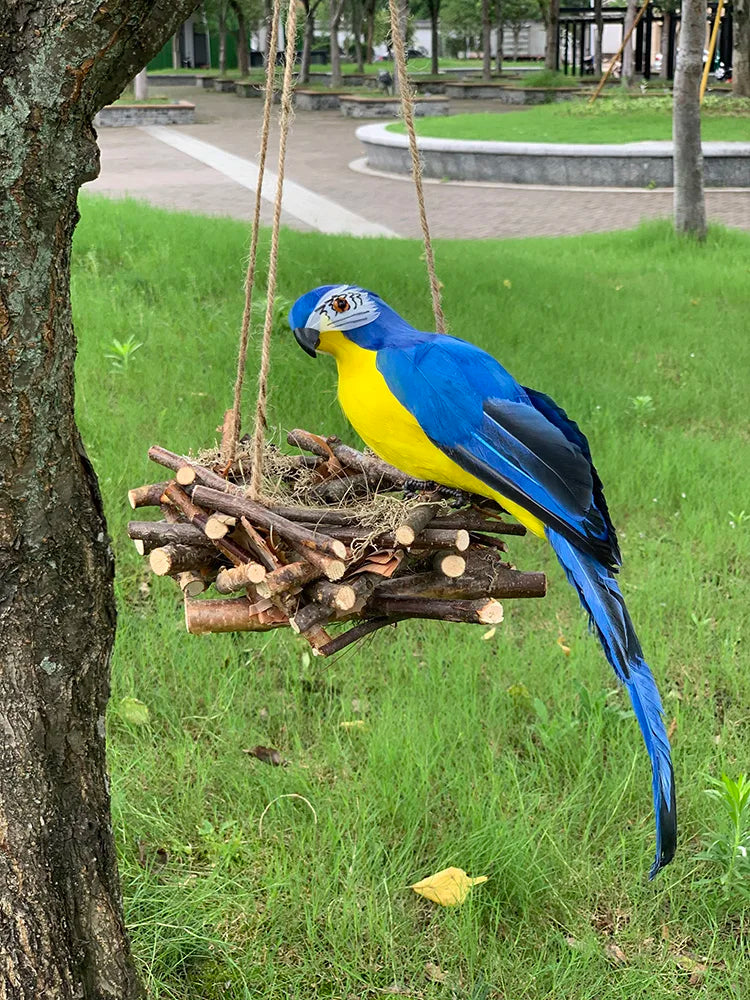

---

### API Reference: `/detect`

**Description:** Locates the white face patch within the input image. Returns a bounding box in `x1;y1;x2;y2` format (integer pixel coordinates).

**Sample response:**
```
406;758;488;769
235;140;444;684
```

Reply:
308;285;380;333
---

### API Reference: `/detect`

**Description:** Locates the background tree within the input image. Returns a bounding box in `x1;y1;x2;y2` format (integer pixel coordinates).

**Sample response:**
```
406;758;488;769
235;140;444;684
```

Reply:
593;0;603;75
538;0;560;68
0;4;202;996
621;0;638;85
330;0;349;85
503;0;537;60
231;0;250;74
482;0;493;77
673;0;707;237
300;0;325;81
734;0;750;95
496;0;504;72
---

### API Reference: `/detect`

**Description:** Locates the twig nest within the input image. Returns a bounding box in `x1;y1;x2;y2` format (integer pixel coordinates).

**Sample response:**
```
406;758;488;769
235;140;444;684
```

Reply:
126;423;546;655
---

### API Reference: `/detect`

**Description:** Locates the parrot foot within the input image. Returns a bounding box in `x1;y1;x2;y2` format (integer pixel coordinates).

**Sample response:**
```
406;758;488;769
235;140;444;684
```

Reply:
402;480;472;508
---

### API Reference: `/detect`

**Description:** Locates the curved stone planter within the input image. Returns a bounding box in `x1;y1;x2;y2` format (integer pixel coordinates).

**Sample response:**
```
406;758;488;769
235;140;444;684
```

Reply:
295;90;349;110
95;101;195;127
306;72;368;87
356;123;750;187
211;77;237;92
341;95;449;118
444;82;583;103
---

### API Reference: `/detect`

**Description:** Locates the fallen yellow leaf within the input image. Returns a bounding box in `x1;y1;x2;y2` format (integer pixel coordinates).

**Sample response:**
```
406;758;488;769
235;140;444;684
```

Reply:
340;720;366;730
481;627;496;640
411;867;488;906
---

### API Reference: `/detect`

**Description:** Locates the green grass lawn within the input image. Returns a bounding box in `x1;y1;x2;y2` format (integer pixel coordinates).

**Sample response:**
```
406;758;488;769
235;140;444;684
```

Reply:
394;96;750;144
72;197;750;999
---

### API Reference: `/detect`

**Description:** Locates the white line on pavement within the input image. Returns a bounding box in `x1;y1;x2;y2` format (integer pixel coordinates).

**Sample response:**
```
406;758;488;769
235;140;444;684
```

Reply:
141;126;398;238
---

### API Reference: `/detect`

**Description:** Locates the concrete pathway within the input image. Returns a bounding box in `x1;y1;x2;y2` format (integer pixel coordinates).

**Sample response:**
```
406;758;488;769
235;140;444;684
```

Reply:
88;87;750;239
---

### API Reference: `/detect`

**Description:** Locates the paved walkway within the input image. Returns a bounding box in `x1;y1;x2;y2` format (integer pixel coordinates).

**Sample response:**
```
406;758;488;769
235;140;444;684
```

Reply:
88;87;750;239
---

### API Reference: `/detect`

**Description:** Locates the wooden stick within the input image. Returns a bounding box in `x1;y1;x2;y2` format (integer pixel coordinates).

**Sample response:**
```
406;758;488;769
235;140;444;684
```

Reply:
369;596;504;625
395;498;441;546
469;532;508;553
263;503;526;536
287;429;409;485
288;546;347;582
433;552;466;578
148;446;238;493
177;571;208;598
150;544;216;577
317;616;401;656
376;559;546;600
128;481;172;509
256;559;321;597
175;465;197;486
127;520;215;553
214;561;268;594
306;579;357;612
190;485;348;561
295;523;470;552
239;517;279;571
162;483;250;567
289;601;334;635
588;0;650;104
185;597;288;635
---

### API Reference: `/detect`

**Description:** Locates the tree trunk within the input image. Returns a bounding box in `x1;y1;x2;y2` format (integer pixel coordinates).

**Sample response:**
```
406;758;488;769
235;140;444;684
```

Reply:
219;18;228;74
673;0;707;238
330;0;346;86
660;11;671;78
594;0;603;75
232;0;249;76
513;25;521;59
430;0;440;74
0;2;202;996
481;0;492;80
734;0;750;96
352;0;365;72
300;3;315;82
364;0;377;61
495;1;503;74
172;30;181;68
544;0;560;69
621;0;637;86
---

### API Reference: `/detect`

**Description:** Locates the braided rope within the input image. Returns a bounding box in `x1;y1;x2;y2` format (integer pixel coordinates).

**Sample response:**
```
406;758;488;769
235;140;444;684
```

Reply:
387;0;445;334
249;0;298;499
227;0;281;465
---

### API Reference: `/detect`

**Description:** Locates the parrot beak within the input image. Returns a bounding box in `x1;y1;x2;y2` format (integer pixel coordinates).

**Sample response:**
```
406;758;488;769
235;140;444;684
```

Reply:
294;327;320;358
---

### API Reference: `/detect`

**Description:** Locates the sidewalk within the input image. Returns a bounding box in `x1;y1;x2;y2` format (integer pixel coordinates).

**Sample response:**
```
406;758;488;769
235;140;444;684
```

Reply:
88;87;750;239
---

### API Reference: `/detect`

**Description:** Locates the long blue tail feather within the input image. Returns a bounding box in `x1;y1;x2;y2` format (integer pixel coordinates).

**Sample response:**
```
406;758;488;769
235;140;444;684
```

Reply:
546;530;676;878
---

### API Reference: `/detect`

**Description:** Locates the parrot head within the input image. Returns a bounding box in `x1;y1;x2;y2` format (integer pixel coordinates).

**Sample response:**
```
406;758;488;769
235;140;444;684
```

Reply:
289;284;414;357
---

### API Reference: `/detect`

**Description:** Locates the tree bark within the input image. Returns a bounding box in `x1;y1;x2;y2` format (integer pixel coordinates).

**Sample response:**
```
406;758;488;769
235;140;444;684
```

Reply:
734;0;750;96
0;2;202;996
352;0;365;72
594;0;603;75
429;0;441;74
231;0;249;75
330;0;346;86
364;0;377;62
621;0;637;86
673;0;707;238
300;1;315;82
481;0;492;79
495;1;503;74
543;0;560;69
660;11;672;78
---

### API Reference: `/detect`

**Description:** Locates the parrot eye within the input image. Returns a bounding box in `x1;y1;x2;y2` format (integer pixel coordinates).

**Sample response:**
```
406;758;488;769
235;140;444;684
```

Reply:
331;296;350;314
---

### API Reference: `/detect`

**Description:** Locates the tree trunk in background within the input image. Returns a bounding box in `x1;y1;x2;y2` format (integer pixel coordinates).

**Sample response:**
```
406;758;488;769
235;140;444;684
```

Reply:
0;4;202;996
330;0;346;86
621;0;637;85
495;2;503;74
734;0;750;95
673;0;707;238
660;11;672;78
513;24;521;58
544;0;560;69
481;0;492;79
352;0;365;72
300;2;315;82
364;0;377;61
219;17;228;73
231;0;249;76
172;31;181;68
429;0;440;74
594;0;603;75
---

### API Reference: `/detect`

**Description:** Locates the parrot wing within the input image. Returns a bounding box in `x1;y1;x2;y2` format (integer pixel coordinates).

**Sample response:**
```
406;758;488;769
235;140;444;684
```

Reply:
376;336;620;569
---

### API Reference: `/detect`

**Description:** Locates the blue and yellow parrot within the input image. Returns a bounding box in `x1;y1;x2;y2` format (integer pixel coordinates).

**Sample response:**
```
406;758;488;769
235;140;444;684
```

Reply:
289;283;676;878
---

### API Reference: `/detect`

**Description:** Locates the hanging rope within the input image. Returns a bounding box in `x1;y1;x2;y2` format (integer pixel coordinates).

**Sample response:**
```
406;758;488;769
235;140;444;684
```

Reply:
227;0;281;465
387;0;445;334
248;0;299;499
